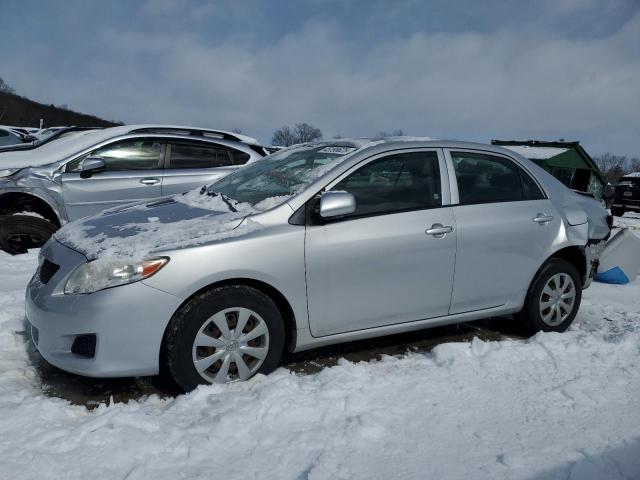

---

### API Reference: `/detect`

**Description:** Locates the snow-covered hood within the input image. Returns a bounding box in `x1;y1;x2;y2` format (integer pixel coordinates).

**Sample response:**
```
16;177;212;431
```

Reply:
54;193;264;261
0;149;55;170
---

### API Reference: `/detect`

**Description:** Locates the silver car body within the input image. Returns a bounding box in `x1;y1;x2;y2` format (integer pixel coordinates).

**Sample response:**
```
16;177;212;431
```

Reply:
0;125;266;224
26;139;610;377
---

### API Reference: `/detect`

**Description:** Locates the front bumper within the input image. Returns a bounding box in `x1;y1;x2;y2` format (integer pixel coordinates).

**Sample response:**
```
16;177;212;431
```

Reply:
25;239;184;378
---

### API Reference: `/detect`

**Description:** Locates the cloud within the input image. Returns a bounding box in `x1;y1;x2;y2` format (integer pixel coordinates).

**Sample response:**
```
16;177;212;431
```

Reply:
2;1;639;156
141;0;188;16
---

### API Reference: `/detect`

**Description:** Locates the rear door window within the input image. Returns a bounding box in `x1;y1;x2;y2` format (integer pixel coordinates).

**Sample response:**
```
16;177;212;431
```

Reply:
168;142;250;169
451;151;544;204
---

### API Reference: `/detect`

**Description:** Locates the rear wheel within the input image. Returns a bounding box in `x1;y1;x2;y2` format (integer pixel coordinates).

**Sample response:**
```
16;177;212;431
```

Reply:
164;285;285;391
0;215;57;255
518;258;582;333
611;206;625;217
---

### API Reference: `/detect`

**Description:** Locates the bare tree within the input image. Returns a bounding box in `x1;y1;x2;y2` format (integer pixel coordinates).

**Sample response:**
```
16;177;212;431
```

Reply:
271;123;323;146
294;123;323;143
593;153;628;183
629;158;640;173
0;77;14;94
271;125;297;146
373;129;404;139
231;128;243;134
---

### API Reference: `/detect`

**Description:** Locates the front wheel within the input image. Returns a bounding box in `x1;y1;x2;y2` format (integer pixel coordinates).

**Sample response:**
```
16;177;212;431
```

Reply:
518;258;582;333
163;285;285;391
0;215;58;255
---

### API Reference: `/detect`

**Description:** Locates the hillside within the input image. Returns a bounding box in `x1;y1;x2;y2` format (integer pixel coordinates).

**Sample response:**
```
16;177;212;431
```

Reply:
0;91;120;128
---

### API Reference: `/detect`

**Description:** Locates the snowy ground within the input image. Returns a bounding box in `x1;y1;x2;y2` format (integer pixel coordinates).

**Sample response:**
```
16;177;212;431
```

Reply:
1;219;639;479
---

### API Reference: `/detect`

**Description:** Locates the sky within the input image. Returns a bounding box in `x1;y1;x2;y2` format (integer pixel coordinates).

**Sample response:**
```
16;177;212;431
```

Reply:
1;0;639;156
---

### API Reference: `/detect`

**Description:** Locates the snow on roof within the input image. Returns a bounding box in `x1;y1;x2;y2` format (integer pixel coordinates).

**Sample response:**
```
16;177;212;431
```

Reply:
622;172;640;178
501;145;569;160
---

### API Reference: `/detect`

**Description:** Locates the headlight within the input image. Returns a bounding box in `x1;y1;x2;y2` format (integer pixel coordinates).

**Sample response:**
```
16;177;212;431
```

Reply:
0;168;19;178
64;257;169;294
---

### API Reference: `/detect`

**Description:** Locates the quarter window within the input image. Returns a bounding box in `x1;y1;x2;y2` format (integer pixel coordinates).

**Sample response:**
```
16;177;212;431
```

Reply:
168;142;250;169
451;151;544;204
331;151;441;218
67;139;162;172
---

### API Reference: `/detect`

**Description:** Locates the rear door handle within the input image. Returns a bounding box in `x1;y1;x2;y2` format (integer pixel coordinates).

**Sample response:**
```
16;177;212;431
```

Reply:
533;213;554;225
140;177;160;186
425;223;454;238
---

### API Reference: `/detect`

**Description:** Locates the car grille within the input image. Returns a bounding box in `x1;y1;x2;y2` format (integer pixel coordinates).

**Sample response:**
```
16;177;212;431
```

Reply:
39;259;60;284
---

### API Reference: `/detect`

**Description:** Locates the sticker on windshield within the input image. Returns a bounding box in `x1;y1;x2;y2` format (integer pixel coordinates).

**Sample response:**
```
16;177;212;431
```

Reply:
317;146;357;155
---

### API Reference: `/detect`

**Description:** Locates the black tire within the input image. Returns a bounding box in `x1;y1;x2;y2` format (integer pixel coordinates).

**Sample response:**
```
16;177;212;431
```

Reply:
517;258;582;333
164;285;285;392
611;206;625;217
0;215;58;255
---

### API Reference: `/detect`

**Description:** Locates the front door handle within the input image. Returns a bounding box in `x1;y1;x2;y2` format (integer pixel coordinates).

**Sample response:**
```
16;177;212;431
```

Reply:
425;223;454;238
140;177;160;186
533;213;554;225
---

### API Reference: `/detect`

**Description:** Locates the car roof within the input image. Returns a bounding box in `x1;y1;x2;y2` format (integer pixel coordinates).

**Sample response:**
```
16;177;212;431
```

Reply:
296;137;525;158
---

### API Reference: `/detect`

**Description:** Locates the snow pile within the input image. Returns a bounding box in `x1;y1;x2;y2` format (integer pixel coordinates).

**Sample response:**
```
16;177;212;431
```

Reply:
1;252;639;479
614;212;640;232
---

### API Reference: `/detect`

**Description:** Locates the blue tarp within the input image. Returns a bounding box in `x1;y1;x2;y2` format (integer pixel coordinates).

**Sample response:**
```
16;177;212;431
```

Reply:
594;228;640;285
595;267;630;285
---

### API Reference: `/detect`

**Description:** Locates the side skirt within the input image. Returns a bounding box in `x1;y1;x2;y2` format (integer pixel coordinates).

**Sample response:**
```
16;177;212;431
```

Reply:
293;304;521;353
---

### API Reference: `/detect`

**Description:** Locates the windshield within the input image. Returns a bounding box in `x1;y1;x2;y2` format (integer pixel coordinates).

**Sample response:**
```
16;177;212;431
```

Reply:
34;127;62;141
207;144;358;205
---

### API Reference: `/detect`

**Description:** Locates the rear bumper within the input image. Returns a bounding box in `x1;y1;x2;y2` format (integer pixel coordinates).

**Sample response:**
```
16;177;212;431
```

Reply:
612;199;640;211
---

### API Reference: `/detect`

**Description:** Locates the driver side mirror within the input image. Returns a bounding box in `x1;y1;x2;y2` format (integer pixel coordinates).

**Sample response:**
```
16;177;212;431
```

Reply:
319;191;356;218
80;157;106;178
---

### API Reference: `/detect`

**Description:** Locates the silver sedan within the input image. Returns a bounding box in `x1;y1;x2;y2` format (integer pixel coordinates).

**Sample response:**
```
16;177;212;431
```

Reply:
26;139;611;391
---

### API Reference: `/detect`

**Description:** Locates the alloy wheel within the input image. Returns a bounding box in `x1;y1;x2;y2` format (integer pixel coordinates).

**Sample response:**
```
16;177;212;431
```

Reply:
4;232;48;255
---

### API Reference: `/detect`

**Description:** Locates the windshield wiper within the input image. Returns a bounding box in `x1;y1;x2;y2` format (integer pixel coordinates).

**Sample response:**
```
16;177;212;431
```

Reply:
200;186;238;212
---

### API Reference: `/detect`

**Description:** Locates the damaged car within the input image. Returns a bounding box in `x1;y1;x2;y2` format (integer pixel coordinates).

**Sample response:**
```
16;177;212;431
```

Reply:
0;125;269;254
26;139;611;391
